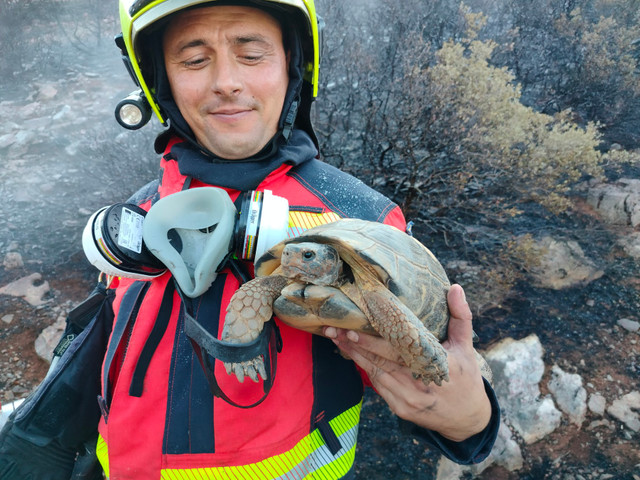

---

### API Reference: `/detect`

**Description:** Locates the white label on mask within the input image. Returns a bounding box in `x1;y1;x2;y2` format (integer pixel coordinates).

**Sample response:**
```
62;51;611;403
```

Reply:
118;207;145;254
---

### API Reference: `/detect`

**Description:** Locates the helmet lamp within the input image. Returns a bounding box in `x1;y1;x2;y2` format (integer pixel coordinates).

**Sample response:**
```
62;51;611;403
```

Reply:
115;90;152;129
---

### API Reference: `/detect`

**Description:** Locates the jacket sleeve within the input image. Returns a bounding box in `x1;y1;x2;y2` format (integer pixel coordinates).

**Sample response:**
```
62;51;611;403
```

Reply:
381;204;407;230
397;378;500;465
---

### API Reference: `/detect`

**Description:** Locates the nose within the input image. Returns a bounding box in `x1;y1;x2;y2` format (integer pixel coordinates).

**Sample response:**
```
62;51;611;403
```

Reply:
211;54;242;97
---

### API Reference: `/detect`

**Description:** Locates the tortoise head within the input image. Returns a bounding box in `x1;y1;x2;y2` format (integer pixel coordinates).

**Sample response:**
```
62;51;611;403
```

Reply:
280;242;343;286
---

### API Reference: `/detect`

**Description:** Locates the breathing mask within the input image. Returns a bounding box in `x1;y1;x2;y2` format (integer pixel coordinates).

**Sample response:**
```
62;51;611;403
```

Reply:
83;188;289;297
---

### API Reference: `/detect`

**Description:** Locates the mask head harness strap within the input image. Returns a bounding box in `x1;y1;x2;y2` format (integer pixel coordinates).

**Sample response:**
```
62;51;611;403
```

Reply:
180;272;283;409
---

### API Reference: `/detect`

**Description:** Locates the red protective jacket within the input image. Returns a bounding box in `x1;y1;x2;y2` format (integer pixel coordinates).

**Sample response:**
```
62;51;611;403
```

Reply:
96;133;406;479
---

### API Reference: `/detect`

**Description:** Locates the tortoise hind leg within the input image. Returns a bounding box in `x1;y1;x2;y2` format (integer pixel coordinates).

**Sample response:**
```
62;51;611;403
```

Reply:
362;288;450;386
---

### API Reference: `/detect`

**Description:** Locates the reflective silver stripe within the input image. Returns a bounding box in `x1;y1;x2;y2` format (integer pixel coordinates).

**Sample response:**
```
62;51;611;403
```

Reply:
274;424;359;480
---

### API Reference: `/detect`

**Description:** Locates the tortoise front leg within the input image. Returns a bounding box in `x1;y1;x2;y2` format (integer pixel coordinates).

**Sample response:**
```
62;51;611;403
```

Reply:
222;275;288;382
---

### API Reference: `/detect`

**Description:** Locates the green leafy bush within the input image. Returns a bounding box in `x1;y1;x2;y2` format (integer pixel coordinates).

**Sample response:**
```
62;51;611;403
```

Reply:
360;7;606;216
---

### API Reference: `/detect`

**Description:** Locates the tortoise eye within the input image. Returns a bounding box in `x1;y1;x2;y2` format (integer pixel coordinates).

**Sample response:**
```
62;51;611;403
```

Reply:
303;251;316;260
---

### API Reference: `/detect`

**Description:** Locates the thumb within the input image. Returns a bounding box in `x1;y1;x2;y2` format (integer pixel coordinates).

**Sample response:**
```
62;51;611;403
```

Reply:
446;284;474;346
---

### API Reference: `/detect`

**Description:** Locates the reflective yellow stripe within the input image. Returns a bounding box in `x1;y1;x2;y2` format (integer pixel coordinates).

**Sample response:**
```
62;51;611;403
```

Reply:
97;403;361;479
288;211;341;238
96;434;110;478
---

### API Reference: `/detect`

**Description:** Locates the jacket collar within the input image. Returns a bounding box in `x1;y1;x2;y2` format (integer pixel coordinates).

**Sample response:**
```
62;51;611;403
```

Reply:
166;128;318;191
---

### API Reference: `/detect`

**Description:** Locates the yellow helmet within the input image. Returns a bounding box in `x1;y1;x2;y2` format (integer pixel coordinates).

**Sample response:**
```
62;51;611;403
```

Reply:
116;0;321;130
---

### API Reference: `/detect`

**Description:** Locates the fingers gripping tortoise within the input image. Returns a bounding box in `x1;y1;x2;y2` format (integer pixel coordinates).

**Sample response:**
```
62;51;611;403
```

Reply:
222;219;456;385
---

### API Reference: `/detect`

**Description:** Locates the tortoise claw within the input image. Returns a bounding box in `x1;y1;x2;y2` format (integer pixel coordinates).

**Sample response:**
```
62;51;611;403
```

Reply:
233;363;245;383
246;356;267;382
257;360;267;381
224;357;268;383
411;359;450;386
246;363;259;383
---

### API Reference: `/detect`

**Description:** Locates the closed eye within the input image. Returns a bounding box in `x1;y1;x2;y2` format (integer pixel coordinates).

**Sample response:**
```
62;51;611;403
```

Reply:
183;57;207;67
241;55;263;62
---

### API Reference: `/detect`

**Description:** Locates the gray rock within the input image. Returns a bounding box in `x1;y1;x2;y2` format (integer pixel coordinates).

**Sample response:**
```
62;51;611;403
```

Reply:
18;102;40;117
0;273;50;306
547;365;587;426
0;133;17;149
22;115;54;131
435;420;524;479
35;314;66;363
528;236;604;290
3;251;24;269
489;421;524;472
617;318;640;333
607;391;640;432
435;457;468;480
617;232;640;260
588;393;607;416
15;129;36;145
587;178;640;227
0;399;25;431
36;83;58;100
484;334;562;443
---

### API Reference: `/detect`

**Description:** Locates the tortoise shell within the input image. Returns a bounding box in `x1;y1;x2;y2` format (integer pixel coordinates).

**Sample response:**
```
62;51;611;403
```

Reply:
255;218;451;342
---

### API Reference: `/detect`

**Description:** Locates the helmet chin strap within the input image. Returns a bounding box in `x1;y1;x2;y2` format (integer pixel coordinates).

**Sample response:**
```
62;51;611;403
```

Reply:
181;279;284;409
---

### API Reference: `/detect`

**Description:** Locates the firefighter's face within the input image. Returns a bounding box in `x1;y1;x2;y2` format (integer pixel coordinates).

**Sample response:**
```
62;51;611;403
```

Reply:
163;6;289;159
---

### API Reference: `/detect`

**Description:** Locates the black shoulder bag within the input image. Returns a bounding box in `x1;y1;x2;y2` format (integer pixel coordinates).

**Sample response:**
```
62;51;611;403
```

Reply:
0;281;114;480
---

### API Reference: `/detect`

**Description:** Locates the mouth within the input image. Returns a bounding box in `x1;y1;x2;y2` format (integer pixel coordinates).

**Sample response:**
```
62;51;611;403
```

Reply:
281;265;313;282
213;107;250;115
208;102;255;120
210;108;252;121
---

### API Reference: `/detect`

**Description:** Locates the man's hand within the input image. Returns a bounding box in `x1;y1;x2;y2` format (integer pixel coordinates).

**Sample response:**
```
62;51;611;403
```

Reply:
324;284;492;442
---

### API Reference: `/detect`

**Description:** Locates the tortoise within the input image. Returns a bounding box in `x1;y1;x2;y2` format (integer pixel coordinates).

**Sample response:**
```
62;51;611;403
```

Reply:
221;218;461;386
221;219;492;385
